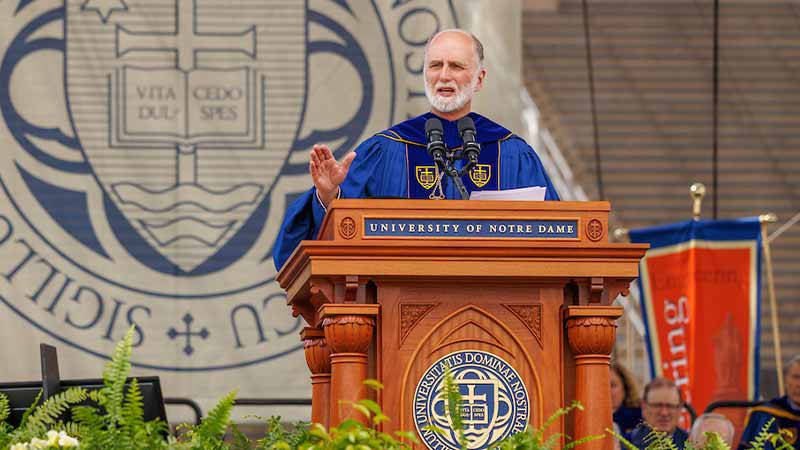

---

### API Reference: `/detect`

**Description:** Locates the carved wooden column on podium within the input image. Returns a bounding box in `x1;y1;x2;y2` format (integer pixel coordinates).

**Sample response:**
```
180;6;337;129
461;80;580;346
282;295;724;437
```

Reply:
565;306;623;450
301;327;331;426
320;303;379;425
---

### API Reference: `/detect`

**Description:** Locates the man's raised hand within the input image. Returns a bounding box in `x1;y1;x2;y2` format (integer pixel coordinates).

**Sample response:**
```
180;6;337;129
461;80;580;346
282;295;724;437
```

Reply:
309;144;356;208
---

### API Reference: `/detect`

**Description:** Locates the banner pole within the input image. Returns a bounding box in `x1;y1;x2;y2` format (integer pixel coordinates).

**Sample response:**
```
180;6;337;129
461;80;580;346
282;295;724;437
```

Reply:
760;213;783;396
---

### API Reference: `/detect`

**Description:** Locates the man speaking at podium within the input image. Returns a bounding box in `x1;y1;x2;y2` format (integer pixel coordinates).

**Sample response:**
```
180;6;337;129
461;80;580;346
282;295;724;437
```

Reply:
273;29;559;270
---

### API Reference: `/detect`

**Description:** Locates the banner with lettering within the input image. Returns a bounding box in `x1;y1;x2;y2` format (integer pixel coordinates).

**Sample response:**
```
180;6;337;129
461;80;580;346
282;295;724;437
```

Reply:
0;0;527;421
629;218;762;415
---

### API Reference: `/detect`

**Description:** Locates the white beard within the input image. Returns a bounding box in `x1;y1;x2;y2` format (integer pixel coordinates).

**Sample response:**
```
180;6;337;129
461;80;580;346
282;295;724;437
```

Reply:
424;72;479;113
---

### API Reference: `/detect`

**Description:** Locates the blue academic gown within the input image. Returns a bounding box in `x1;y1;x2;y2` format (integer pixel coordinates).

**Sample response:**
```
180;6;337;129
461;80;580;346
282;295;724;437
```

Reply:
738;396;800;450
272;112;560;270
614;406;643;434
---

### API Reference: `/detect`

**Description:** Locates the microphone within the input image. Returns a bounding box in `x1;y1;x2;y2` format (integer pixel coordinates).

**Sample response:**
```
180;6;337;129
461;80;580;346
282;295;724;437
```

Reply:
425;117;446;167
457;116;481;165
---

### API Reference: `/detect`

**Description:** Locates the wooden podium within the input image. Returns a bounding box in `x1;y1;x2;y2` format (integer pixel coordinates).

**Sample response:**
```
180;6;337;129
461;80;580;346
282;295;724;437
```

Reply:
277;200;647;450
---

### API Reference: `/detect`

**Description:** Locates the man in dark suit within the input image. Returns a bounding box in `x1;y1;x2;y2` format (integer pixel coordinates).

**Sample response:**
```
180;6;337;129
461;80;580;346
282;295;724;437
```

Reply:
626;377;689;449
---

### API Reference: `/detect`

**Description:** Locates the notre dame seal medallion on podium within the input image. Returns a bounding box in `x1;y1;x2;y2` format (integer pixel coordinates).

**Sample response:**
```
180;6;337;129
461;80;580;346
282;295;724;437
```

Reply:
414;350;530;450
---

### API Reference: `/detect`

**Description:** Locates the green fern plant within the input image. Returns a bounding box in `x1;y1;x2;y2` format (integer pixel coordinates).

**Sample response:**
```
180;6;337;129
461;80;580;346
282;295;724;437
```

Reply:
748;419;775;450
5;386;88;447
0;328;626;450
421;368;598;450
748;418;795;450
103;328;133;426
492;400;602;450
0;392;11;448
420;367;468;450
252;416;311;450
170;389;237;450
610;424;686;450
643;428;679;450
191;388;237;450
289;379;418;450
609;417;794;450
0;392;9;422
302;416;417;450
442;368;468;450
72;327;168;450
684;431;732;450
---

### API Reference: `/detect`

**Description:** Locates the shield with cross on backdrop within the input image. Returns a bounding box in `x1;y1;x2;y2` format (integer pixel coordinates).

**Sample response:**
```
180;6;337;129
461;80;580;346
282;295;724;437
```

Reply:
66;0;304;273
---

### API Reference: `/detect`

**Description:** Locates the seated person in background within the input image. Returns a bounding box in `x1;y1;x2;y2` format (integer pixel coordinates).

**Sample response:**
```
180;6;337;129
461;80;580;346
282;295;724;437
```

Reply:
690;413;735;447
739;355;800;450
272;28;559;270
612;362;643;434
627;377;689;450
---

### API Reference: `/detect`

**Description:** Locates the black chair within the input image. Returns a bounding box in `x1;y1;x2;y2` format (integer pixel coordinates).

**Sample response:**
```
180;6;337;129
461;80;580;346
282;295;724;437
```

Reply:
0;344;167;427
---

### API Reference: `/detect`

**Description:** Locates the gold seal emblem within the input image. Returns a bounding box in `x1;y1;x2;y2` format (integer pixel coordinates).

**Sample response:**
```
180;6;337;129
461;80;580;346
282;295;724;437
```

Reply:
469;163;491;188
339;217;357;239
416;165;437;190
586;219;604;242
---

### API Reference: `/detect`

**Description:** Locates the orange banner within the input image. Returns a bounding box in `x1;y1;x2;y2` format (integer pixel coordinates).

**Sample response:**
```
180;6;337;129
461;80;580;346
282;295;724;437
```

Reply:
631;219;761;414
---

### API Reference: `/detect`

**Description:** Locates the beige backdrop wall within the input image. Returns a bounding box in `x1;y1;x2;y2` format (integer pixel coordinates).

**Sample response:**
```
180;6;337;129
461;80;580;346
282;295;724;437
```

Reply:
0;0;523;421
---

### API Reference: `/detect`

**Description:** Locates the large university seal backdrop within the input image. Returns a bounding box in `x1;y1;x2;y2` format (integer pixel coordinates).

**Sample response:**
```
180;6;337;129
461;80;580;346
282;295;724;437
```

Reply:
0;0;457;400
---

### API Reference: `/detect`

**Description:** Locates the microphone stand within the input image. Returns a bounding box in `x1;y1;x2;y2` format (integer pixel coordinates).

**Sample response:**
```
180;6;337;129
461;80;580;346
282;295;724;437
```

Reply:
424;116;475;200
443;149;470;200
446;163;470;200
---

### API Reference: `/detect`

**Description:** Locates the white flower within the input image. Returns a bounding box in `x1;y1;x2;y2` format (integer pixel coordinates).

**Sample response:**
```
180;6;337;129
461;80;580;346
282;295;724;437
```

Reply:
28;437;49;450
57;431;80;448
24;430;80;449
46;430;60;446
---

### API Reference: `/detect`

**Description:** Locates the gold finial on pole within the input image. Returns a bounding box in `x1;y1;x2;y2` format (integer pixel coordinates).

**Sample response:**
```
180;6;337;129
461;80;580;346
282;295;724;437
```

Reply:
613;228;629;242
759;213;777;224
759;212;783;395
690;183;706;221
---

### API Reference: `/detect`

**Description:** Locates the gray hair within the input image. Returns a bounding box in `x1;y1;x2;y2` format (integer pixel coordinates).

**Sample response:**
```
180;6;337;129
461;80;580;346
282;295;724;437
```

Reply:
689;413;735;444
785;355;800;376
423;29;485;69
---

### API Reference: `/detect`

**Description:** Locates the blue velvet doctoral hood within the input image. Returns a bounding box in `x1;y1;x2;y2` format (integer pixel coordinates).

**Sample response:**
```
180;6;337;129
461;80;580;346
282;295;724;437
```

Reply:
386;112;513;148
